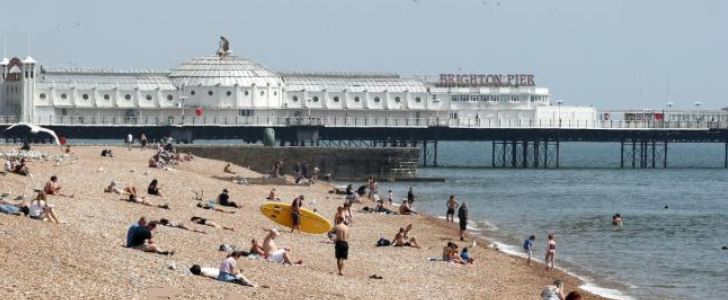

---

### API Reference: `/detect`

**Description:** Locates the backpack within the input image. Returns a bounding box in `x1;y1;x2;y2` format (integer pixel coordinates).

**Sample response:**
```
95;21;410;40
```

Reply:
376;238;391;247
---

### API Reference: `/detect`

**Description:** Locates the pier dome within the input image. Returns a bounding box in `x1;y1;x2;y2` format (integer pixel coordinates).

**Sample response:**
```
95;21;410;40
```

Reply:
168;55;283;88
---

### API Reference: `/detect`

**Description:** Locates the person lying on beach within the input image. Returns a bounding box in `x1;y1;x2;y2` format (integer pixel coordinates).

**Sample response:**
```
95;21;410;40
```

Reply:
392;225;420;248
28;192;61;224
129;221;175;256
224;163;236;174
217;189;240;208
101;149;114;157
460;247;475;264
442;242;466;264
250;239;266;256
4;157;16;173
158;218;207;234
110;184;169;209
266;187;281;202
190;216;234;231
147;179;165;198
0;198;29;216
399;200;416;215
262;228;303;265
371;190;381;203
104;181;127;195
218;251;257;287
44;175;74;198
196;201;236;214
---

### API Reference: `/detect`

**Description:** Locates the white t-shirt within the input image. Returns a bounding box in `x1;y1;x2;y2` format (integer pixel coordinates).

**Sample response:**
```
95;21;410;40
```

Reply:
29;200;49;217
127;134;133;143
219;257;236;274
4;160;13;172
200;267;219;279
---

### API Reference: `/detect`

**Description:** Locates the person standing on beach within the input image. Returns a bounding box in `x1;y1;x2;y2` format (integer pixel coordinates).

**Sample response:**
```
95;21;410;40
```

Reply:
446;195;459;223
331;217;349;276
458;202;468;241
545;234;556;271
388;190;394;206
407;187;415;204
126;133;133;150
524;235;536;265
140;134;148;150
290;195;304;233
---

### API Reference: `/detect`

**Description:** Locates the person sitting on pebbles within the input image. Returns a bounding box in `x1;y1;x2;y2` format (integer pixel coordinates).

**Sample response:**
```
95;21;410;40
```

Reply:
44;175;74;198
392;224;421;248
147;179;165;198
442;242;467;265
262;228;303;265
218;251;257;287
28;192;61;224
266;187;281;202
217;189;240;208
224;163;236;174
190;216;235;231
460;247;475;264
249;239;266;256
128;221;175;256
399;200;416;215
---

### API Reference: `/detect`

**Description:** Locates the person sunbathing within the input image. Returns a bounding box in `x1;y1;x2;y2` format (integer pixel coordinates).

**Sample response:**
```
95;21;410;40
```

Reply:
0;198;29;216
196;201;236;214
147;179;165;198
44;175;74;198
266;187;281;202
158;218;206;234
104;181;128;195
262;228;302;265
224;163;236;174
442;242;466;264
249;239;266;256
399;200;416;215
13;158;30;176
190;216;234;231
392;225;420;248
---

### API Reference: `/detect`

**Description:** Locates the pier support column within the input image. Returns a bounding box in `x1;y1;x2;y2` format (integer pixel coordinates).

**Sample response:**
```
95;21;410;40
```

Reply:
555;139;560;168
620;139;625;168
522;140;529;168
433;139;439;168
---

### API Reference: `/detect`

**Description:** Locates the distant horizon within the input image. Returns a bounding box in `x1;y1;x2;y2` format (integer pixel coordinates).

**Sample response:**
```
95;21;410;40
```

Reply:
1;0;726;110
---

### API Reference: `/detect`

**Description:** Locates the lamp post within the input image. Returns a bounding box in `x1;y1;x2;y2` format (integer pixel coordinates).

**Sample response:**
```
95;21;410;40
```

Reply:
694;101;702;125
556;99;564;127
307;98;312;125
432;97;442;126
665;102;674;125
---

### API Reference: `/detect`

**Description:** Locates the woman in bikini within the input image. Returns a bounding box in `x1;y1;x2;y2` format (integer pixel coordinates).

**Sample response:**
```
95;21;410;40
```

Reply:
190;216;234;231
545;234;557;271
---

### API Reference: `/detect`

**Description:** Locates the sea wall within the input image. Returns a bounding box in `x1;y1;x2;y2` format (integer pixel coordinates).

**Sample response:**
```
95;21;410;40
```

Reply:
176;145;419;181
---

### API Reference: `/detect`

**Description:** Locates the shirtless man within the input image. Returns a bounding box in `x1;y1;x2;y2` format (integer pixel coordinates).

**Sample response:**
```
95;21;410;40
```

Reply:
446;195;459;223
392;225;420;248
290;195;304;234
612;214;623;226
224;163;236;174
266;187;281;202
44;175;74;198
262;228;302;265
331;217;349;276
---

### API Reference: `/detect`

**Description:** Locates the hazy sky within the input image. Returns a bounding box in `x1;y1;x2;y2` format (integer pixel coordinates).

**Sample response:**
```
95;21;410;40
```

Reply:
1;0;726;110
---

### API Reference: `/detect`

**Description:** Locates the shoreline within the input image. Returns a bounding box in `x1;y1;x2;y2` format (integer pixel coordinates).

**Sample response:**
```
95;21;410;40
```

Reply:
0;145;613;299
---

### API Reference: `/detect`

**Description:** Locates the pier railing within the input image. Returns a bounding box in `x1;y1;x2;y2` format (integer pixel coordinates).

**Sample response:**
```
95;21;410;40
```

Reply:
1;115;726;130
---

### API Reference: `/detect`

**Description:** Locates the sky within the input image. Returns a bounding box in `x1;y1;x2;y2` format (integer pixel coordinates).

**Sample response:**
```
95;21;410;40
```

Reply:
1;0;726;110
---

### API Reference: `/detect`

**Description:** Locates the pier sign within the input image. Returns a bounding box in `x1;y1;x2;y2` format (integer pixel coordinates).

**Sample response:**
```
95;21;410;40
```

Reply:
438;74;535;87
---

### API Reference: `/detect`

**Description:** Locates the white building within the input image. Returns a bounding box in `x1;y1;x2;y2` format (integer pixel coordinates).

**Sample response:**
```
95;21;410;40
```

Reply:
0;38;596;128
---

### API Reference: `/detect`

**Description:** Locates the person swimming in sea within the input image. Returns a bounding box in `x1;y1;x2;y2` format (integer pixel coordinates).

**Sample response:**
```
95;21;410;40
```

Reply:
612;214;623;226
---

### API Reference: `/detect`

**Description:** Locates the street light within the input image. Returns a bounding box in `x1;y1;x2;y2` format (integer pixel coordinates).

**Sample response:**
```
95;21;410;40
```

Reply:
694;101;703;123
665;102;674;127
556;99;564;127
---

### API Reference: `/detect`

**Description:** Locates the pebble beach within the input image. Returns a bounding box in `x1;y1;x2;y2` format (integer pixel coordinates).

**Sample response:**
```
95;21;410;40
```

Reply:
0;145;608;300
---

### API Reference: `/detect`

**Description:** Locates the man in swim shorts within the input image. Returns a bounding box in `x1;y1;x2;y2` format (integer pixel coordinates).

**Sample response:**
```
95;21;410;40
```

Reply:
262;228;302;265
446;195;458;223
331;217;349;276
458;202;468;241
290;195;304;234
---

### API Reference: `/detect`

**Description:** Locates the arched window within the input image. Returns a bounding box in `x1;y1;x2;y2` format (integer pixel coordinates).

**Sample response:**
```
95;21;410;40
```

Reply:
292;96;299;102
208;90;214;96
244;90;250;96
415;97;421;103
394;97;401;103
226;91;232;97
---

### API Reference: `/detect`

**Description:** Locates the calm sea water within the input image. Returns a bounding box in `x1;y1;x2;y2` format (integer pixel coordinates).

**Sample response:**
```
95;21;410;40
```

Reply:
382;142;728;300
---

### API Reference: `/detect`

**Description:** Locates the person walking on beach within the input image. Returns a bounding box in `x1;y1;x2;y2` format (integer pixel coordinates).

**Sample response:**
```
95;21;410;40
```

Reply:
126;133;133;150
545;234;556;271
407;187;415;204
458;202;468;241
524;235;536;265
140;133;148;150
446;195;459;223
290;195;304;234
331;217;349;276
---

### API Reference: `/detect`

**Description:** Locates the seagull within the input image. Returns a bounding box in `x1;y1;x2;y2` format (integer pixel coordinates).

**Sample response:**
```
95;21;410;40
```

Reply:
4;122;63;151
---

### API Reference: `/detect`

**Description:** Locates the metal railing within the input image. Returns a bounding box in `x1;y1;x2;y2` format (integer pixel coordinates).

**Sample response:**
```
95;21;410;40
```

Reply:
0;115;725;130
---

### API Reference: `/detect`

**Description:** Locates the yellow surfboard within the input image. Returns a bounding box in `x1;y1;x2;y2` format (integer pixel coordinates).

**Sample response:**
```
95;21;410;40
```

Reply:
259;202;332;234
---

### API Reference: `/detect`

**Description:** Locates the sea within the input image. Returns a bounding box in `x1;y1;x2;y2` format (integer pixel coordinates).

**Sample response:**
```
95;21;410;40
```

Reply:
10;139;726;299
380;142;728;300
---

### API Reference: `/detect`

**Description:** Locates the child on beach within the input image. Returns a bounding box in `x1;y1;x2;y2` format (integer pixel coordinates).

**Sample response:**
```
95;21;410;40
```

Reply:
388;190;393;206
524;235;536;265
460;247;475;264
545;234;556;271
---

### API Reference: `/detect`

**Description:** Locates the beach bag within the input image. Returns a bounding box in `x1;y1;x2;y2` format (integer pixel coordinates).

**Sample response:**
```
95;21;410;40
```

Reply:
376;238;391;247
189;265;201;275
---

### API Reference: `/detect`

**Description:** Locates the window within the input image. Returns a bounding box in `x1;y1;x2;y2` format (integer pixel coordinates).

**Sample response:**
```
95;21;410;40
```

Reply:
238;109;254;117
226;91;232;97
260;91;265;96
190;90;196;96
166;94;173;101
374;97;381;103
274;91;278;96
354;96;360;102
395;97;401;103
39;93;46;100
293;96;299;102
146;95;153;101
313;96;319;102
104;94;110;100
125;94;131;100
61;93;68;100
415;97;421;103
333;96;340;102
82;94;89;100
244;90;249;96
208;90;214;96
